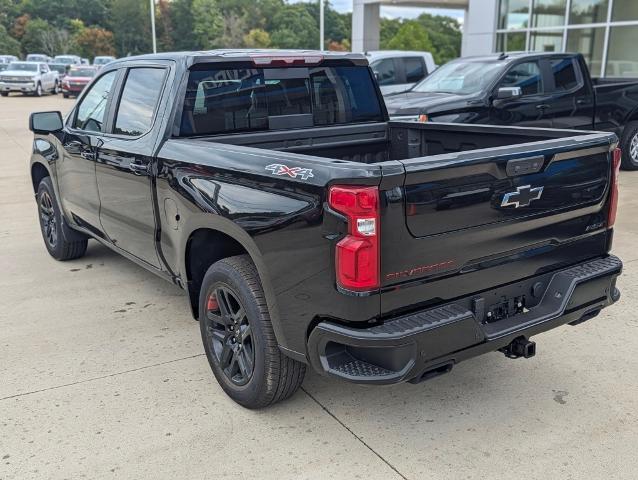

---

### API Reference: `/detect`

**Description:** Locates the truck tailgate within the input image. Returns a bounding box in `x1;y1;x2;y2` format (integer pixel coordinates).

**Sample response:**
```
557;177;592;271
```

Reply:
380;132;618;316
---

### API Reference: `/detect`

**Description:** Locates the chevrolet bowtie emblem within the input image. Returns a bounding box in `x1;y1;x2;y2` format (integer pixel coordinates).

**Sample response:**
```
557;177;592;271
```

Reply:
501;185;544;208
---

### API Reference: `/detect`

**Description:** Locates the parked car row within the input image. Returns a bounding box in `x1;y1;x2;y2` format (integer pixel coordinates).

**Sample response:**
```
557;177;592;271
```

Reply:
0;60;98;97
1;53;116;67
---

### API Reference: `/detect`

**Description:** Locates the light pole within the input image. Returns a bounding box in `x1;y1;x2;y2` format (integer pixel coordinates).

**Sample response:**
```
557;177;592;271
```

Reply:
319;0;324;51
150;0;157;54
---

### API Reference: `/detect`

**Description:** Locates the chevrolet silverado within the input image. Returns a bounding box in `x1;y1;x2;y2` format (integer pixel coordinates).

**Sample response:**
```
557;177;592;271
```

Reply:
28;50;622;408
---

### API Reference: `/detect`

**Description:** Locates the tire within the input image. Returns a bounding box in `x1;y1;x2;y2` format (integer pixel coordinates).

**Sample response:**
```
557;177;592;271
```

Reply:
199;255;305;408
34;82;42;97
63;93;69;99
0;92;8;97
52;81;59;95
37;177;88;260
620;121;638;170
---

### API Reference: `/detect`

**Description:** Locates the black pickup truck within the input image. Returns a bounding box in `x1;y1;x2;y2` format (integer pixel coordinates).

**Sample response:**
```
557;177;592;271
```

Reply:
29;50;622;408
385;52;638;170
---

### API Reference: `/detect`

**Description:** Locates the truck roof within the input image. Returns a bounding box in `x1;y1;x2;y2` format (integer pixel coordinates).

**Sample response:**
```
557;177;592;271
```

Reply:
109;49;369;67
460;51;581;63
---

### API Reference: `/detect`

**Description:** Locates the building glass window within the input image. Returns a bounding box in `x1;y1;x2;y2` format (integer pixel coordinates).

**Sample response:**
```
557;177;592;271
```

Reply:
606;26;638;77
570;0;609;24
530;30;563;52
612;0;638;22
497;32;527;52
499;0;530;29
532;0;567;28
566;28;605;77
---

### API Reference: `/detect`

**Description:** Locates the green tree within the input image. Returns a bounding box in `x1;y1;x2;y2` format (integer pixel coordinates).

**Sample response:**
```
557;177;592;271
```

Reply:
415;13;462;64
270;3;318;49
0;24;20;56
110;0;151;56
192;0;223;48
75;27;115;58
380;18;401;48
386;21;434;52
244;28;271;48
167;0;198;50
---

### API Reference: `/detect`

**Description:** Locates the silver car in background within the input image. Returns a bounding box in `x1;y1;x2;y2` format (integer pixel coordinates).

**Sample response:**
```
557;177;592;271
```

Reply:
0;61;59;96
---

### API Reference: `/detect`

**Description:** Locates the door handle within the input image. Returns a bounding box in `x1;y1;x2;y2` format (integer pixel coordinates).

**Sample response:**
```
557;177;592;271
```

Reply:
129;161;149;175
80;151;96;161
536;104;550;110
576;99;589;105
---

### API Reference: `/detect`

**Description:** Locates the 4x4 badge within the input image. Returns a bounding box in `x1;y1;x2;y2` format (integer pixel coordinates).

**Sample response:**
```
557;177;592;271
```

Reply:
501;185;544;208
265;163;314;180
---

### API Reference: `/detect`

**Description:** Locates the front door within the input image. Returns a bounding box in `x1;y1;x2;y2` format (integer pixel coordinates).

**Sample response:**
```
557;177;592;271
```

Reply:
57;70;117;235
489;60;552;127
95;66;167;268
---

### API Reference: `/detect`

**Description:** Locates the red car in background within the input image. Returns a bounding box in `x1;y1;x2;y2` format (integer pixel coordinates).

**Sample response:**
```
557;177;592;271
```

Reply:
61;66;98;98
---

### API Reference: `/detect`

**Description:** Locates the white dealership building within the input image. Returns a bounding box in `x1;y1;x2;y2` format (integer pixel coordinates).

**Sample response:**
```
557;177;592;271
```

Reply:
352;0;638;77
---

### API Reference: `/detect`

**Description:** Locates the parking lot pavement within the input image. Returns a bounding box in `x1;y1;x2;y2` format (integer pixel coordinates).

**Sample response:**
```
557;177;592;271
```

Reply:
1;95;637;480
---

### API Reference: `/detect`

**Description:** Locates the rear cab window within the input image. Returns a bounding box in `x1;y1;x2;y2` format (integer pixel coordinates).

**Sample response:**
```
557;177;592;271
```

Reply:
180;63;384;136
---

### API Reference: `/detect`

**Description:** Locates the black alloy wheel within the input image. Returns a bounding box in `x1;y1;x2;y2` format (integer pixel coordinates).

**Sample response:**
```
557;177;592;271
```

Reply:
39;190;58;249
204;284;255;386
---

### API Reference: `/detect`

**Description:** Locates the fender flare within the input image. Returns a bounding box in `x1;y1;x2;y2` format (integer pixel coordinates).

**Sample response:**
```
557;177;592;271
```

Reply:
178;213;290;353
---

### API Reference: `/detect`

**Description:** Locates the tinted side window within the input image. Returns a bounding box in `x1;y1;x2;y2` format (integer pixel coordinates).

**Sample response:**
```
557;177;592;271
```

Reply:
114;68;166;136
74;70;117;132
404;57;425;83
371;59;397;86
550;58;579;91
500;61;542;96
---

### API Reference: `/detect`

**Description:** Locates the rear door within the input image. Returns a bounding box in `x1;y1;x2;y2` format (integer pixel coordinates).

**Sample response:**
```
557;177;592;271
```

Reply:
95;65;168;267
489;60;551;127
542;56;595;129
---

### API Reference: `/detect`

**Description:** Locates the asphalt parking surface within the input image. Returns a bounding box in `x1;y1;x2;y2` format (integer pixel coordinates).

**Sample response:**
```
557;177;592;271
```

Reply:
1;94;637;480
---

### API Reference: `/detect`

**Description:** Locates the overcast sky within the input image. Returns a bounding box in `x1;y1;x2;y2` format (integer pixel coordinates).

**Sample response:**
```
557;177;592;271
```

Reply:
291;0;465;21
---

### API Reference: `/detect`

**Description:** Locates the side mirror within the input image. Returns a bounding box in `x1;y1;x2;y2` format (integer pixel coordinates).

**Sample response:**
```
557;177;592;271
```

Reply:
29;111;64;134
496;86;522;100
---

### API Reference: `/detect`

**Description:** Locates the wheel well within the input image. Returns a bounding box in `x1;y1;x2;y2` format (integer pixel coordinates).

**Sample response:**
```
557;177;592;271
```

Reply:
185;228;248;319
31;163;49;193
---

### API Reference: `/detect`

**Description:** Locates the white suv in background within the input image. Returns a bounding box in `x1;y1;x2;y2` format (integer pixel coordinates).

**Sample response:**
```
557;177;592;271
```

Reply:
366;51;437;95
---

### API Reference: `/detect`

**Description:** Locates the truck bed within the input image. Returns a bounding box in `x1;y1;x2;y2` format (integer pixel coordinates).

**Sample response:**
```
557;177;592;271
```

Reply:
202;121;591;163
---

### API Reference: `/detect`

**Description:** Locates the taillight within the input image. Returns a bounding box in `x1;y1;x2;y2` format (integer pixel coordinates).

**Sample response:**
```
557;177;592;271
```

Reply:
608;147;621;228
328;185;380;292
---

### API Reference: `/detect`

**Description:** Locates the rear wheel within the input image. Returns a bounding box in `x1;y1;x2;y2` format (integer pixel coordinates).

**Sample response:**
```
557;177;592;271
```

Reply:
63;92;69;99
52;81;59;94
37;177;88;260
199;255;305;408
34;82;42;97
620;121;638;170
0;92;8;97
